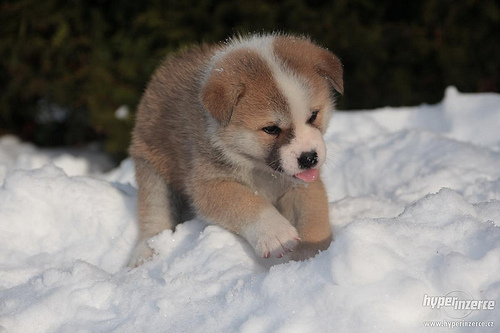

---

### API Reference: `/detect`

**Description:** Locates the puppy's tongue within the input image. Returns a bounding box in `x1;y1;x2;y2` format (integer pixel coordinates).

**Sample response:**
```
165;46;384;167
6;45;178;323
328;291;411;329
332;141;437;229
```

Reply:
294;169;319;182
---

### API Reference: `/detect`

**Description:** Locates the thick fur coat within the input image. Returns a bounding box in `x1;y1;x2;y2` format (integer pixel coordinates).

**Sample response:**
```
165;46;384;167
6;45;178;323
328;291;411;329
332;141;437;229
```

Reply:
128;34;343;266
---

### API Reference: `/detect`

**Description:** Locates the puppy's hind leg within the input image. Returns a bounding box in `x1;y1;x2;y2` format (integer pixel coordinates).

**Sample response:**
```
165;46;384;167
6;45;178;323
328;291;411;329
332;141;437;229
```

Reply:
128;158;177;267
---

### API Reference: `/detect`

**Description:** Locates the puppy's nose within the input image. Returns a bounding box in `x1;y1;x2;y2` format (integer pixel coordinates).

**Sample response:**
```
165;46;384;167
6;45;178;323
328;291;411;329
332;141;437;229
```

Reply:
298;151;318;169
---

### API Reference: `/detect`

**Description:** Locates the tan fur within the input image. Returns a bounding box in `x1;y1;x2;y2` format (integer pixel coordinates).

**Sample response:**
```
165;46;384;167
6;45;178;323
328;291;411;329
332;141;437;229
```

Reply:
277;179;332;261
128;34;343;266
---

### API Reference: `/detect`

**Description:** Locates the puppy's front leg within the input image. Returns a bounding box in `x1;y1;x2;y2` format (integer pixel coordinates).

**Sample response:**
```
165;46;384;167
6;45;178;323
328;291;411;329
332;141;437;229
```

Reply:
278;179;332;261
192;180;299;258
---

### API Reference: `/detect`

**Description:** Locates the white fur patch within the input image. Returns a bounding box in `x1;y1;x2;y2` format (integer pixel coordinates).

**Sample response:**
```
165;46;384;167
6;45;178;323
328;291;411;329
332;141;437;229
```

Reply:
280;124;326;176
240;207;299;258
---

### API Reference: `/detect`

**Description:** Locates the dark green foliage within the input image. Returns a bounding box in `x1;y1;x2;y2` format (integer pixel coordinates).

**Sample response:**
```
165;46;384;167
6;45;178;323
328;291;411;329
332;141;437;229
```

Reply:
1;0;498;156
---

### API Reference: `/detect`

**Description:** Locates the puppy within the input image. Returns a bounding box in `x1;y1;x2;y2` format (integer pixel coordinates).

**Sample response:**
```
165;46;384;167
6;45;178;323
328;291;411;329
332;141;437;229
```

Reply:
128;33;343;266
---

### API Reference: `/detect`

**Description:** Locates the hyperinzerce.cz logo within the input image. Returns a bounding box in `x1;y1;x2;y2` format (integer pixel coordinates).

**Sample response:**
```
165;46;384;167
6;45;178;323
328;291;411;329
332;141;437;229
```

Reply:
422;291;496;319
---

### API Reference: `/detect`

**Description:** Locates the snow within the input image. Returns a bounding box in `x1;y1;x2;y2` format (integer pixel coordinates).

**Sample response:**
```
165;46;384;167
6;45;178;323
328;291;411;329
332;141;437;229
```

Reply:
0;136;114;184
1;87;499;332
114;105;130;120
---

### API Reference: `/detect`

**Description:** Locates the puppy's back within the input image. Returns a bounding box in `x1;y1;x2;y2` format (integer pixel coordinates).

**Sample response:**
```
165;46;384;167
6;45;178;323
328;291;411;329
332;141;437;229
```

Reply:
130;45;219;188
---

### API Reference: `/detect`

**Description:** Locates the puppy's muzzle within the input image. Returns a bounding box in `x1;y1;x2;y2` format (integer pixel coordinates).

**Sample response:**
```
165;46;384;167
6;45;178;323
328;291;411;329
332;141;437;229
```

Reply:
298;151;318;169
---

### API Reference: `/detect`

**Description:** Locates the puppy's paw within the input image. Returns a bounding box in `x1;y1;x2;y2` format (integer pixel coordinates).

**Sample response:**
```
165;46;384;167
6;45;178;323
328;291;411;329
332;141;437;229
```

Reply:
241;208;299;258
289;237;333;261
128;239;154;268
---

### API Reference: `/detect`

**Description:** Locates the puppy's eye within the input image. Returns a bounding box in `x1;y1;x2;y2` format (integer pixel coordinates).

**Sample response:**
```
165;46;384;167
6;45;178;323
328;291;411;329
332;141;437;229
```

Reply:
262;125;282;135
307;110;319;124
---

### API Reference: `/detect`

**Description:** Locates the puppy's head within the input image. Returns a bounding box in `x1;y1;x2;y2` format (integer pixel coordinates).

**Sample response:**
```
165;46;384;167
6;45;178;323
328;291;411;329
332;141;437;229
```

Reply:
201;34;343;182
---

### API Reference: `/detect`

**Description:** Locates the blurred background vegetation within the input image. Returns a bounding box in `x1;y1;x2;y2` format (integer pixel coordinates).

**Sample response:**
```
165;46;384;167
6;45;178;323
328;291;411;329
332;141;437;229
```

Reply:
1;0;498;160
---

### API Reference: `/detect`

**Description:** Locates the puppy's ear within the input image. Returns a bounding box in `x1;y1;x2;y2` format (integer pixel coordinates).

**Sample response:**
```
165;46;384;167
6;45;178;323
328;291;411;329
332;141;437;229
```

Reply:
314;50;344;95
274;36;344;95
200;70;245;126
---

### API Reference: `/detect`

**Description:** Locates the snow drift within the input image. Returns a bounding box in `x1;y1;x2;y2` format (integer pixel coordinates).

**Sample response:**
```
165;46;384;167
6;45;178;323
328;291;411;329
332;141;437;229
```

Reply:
1;87;499;332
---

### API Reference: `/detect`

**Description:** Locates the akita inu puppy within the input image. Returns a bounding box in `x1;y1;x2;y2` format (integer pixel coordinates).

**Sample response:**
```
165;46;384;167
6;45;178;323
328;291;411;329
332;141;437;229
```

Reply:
128;33;343;266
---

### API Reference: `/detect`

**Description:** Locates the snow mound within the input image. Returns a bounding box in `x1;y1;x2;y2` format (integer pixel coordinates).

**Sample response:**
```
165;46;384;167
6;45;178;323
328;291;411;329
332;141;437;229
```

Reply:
0;165;137;286
0;136;114;185
1;87;499;332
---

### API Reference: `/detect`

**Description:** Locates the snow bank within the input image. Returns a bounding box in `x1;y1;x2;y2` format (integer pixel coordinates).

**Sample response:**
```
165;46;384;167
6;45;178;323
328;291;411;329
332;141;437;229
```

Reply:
0;136;113;185
1;87;499;332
